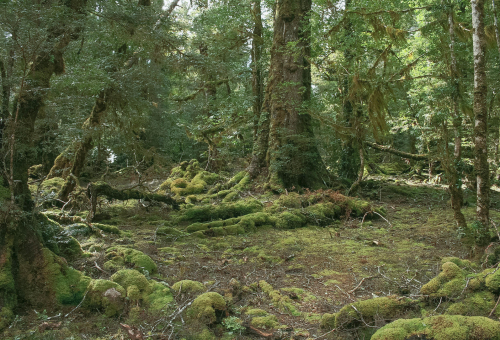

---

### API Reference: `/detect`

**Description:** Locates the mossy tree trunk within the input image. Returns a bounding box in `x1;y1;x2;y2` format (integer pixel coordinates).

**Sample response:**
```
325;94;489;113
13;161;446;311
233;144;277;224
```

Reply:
472;0;490;242
251;0;264;142
445;4;467;230
58;88;112;202
0;0;88;316
265;0;328;189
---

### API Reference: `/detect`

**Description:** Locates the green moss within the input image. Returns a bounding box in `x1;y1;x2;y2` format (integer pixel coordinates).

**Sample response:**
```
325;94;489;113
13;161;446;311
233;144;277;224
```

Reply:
0;185;10;201
304;202;341;225
420;261;466;298
39;177;65;197
222;191;239;202
144;281;173;312
250;315;279;329
41;248;91;305
320;313;336;330
0;307;14;330
157;226;184;236
84;279;126;317
441;262;464;280
372;315;500;340
191;328;217;340
0;237;16;310
189;292;227;324
182;199;263;222
110;269;151;296
446;291;496;316
106;246;157;274
38;215;83;259
93;223;120;234
275;193;303;209
228;171;246;185
187;223;208;233
233;174;251;191
66;223;92;237
441;257;478;271
485;268;500;293
245;308;268;316
335;296;419;329
172;280;206;295
275;211;307;229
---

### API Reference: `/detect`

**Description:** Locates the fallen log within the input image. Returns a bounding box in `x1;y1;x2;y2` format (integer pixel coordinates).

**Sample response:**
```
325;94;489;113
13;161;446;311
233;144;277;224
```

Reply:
365;141;429;161
86;181;180;221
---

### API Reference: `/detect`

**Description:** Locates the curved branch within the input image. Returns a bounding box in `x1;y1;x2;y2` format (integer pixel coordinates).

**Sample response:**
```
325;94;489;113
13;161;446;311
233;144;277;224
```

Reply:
365;141;429;161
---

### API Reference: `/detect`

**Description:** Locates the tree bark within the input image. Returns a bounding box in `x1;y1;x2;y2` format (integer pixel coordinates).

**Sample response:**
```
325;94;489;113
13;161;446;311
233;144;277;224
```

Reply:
472;0;490;242
446;5;467;230
365;141;429;160
251;0;264;142
491;0;500;165
266;0;328;189
0;0;88;317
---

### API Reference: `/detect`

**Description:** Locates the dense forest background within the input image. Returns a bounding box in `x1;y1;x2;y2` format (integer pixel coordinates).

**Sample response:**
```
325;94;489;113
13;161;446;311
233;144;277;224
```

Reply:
3;0;500;339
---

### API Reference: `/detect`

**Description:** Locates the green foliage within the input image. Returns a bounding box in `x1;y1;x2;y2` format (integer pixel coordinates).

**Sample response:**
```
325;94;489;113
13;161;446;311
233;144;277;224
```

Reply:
222;316;245;333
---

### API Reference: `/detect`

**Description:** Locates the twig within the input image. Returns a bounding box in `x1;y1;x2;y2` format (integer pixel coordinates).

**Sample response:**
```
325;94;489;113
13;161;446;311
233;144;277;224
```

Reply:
65;289;89;318
315;328;337;339
491;220;500;241
373;211;392;227
433;297;443;312
490;294;500;317
94;261;108;274
348;275;377;294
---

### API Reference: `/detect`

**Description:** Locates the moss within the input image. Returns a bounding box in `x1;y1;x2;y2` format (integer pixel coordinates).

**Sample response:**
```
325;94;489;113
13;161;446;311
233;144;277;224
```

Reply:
233;173;251;191
304;202;341;225
441;257;479;271
245;308;268;316
172;280;206;295
41;248;91;305
93;223;120;234
275;193;303;209
84;279;126;317
441;262;464;280
110;269;151;296
485;268;500;293
222;191;239;202
0;307;14;330
335;296;419;329
320;313;336;330
38;215;83;259
144;281;173;312
39;177;66;197
0;185;10;201
421;276;445;296
187;223;209;233
157;226;184;236
66;223;92;237
0;237;16;310
446;291;496;316
420;261;466;298
182;199;263;222
250;315;279;329
189;292;227;324
228;171;246;185
275;211;307;229
106;246;157;274
191;328;217;340
371;315;500;340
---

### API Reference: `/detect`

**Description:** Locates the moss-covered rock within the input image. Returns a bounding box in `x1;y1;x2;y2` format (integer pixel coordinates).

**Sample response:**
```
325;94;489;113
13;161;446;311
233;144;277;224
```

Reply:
84;279;126;317
245;308;269;316
320;313;336;330
335;296;419;329
93;223;121;234
275;211;307;229
189;292;227;324
110;269;151;296
445;291;497;317
39;215;83;259
484;268;500;294
250;314;280;329
420;261;466;298
304;202;341;225
172;280;206;295
371;315;500;340
145;281;174;313
66;223;93;237
105;246;157;274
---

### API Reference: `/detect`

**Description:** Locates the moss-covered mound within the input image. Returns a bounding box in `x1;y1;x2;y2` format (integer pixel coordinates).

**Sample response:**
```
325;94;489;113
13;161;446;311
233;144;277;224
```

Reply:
159;160;219;196
84;279;126;317
110;269;151;298
104;246;157;274
39;215;83;259
371;315;500;340
333;296;420;329
172;280;206;295
188;292;227;324
182;198;263;222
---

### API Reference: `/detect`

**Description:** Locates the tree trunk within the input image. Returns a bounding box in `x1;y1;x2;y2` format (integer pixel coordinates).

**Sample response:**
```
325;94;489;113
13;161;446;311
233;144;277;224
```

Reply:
491;0;500;165
472;0;490;242
446;5;467;230
1;0;88;320
251;0;264;142
266;0;328;189
58;88;112;202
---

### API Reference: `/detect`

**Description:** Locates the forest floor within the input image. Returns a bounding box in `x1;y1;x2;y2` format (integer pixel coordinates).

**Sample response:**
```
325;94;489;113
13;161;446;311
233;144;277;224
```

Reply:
4;167;500;340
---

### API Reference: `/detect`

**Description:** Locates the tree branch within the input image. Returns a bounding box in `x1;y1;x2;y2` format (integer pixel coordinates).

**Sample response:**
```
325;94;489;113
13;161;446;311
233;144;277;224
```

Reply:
365;141;429;160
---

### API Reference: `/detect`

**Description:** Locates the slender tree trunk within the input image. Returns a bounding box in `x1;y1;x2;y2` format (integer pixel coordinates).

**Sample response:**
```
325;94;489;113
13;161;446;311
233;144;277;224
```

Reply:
266;0;328;189
58;88;112;202
472;0;490;242
251;0;264;142
491;0;500;165
446;6;467;230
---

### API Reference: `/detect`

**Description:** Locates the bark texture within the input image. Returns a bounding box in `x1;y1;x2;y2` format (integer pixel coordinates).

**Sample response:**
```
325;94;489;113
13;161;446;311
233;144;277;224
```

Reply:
251;0;264;142
265;0;328;189
472;0;490;239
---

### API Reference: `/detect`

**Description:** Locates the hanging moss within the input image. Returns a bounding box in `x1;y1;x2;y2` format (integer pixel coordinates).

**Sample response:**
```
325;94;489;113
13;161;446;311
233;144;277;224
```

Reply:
371;315;500;340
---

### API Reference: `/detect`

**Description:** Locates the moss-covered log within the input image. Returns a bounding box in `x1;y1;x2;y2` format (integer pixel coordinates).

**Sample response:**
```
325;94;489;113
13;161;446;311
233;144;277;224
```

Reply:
365;141;429;161
87;181;180;221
